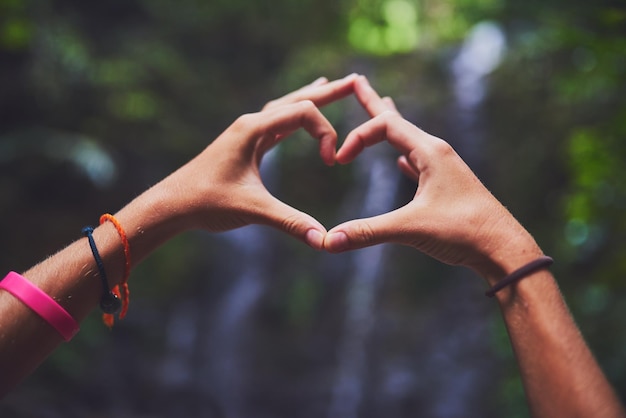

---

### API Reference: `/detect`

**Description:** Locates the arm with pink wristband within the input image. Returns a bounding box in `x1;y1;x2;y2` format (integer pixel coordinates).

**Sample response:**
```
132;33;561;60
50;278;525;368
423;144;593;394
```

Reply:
1;75;624;418
0;272;79;341
0;75;360;397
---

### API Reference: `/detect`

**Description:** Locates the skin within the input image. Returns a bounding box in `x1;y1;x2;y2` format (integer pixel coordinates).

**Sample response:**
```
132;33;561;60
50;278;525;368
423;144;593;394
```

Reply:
0;73;624;417
324;76;626;418
0;74;358;396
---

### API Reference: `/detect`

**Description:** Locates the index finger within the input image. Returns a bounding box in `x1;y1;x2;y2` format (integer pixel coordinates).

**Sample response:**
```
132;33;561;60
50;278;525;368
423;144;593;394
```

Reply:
263;73;359;111
336;112;428;164
354;75;399;117
253;100;338;165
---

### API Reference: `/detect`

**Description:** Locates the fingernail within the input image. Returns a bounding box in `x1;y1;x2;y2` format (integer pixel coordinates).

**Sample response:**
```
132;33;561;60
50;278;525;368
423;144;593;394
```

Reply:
305;229;325;250
343;72;358;79
326;231;349;253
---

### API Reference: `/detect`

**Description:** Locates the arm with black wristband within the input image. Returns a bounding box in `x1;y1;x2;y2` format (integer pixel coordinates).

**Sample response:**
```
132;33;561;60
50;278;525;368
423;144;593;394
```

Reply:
323;76;626;418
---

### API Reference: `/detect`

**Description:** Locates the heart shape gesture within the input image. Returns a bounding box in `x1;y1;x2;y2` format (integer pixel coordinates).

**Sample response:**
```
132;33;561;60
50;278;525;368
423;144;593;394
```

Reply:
159;74;542;281
4;74;619;418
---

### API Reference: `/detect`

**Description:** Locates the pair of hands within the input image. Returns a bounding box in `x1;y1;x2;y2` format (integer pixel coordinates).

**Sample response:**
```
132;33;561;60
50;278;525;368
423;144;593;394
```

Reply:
163;74;542;281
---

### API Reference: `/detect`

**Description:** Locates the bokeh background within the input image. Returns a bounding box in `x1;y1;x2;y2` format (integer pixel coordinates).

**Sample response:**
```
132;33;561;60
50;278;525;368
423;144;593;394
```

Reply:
1;0;625;417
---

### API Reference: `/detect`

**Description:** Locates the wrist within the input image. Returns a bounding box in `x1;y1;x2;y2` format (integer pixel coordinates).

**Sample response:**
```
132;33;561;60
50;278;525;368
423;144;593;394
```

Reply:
473;237;550;304
111;182;189;270
481;244;545;287
470;217;545;287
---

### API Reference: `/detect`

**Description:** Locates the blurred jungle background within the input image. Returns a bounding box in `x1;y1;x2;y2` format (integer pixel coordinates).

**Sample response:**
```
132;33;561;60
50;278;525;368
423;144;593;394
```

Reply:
1;0;625;417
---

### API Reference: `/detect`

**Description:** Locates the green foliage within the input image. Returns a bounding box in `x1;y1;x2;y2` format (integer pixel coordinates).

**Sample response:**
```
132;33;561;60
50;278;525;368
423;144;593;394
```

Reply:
348;0;420;55
347;0;504;55
0;0;32;50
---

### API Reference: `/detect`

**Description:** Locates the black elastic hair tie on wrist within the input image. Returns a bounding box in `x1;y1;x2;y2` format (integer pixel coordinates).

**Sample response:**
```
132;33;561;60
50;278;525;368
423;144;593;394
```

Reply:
485;256;554;298
82;226;122;314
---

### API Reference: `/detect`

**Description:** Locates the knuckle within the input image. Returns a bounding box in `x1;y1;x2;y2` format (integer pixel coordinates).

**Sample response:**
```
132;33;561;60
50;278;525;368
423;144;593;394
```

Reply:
280;213;302;235
430;137;455;158
296;99;316;112
263;99;277;111
353;221;376;244
379;110;396;123
233;112;256;130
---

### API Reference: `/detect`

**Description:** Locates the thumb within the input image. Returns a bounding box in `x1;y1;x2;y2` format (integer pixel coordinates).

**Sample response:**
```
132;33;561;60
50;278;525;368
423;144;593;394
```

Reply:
324;207;412;253
257;195;328;250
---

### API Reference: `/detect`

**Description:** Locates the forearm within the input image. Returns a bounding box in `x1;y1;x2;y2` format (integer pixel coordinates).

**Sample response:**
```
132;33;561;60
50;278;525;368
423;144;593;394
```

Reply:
336;78;624;416
0;180;184;396
0;75;362;397
471;215;625;416
490;262;625;417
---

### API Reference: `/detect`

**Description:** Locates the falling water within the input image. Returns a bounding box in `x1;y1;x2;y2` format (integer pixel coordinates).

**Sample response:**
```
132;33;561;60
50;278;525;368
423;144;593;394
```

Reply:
202;148;280;418
328;21;507;418
328;147;402;418
157;150;280;418
415;21;507;417
450;21;506;165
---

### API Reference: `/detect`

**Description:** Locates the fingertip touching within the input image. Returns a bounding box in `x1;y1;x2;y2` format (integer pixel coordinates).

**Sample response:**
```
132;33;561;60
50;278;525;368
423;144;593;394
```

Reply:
324;231;350;253
268;200;328;251
305;229;326;251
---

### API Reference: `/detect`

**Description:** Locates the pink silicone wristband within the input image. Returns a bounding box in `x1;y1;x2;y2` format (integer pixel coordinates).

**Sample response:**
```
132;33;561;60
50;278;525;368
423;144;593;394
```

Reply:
0;271;79;341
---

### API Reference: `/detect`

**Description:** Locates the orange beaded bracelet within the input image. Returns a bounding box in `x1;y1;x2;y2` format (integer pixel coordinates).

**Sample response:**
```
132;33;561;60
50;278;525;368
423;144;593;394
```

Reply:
99;213;131;327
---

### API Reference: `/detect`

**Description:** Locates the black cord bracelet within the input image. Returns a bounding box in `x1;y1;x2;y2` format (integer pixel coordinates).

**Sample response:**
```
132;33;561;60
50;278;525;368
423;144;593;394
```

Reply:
82;226;122;314
485;256;554;298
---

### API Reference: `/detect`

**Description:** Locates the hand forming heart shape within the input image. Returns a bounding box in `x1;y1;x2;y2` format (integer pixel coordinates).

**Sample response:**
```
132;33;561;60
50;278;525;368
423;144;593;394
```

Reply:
2;72;613;417
159;74;542;281
0;74;547;396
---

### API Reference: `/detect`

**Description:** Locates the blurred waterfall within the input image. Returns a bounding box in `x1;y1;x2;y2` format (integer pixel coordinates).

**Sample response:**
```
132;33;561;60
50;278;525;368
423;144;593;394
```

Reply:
412;21;507;417
158;150;279;418
203;228;269;418
450;21;506;167
328;21;507;418
203;148;280;418
328;148;401;418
